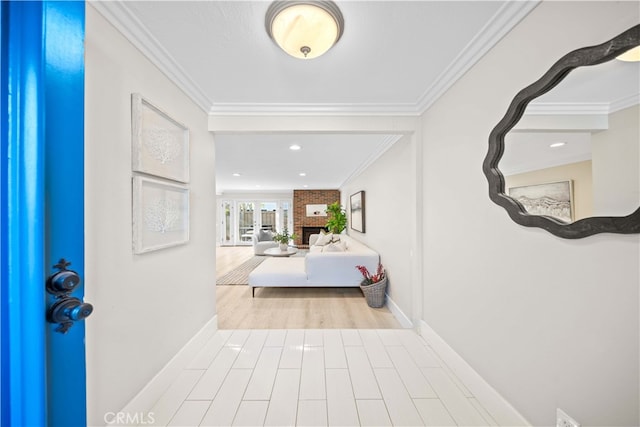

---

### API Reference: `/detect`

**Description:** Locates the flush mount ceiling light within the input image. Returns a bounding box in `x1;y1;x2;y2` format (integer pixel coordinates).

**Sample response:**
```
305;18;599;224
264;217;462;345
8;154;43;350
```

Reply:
616;46;640;62
265;1;344;59
289;144;302;150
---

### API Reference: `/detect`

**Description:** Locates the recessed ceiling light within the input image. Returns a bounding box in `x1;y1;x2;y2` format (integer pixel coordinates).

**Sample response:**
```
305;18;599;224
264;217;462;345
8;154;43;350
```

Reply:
289;144;302;151
549;142;566;148
232;173;241;177
299;172;307;177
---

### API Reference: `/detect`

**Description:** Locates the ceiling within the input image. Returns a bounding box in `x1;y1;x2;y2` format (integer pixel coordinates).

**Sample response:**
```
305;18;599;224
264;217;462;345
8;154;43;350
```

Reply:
93;1;637;192
502;58;640;175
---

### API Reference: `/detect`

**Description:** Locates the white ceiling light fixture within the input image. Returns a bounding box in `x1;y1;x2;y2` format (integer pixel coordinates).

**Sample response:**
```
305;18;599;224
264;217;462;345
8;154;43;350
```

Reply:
616;46;640;62
265;1;344;59
289;144;302;150
549;142;566;148
299;172;307;176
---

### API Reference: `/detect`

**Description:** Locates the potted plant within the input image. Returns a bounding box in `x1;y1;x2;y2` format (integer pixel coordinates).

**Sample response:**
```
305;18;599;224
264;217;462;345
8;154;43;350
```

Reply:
325;201;347;234
272;227;297;251
356;263;387;308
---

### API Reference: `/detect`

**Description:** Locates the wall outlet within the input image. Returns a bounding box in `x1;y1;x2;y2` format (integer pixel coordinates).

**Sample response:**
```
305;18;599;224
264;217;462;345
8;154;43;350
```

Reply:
557;408;580;427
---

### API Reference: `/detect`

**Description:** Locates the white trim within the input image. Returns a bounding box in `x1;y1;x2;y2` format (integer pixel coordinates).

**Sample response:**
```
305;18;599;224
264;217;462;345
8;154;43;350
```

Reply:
419;320;531;427
527;93;640;116
90;1;212;113
209;103;421;117
526;102;610;115
90;1;538;117
340;135;403;187
415;0;540;112
610;93;640;113
116;316;218;422
385;294;413;329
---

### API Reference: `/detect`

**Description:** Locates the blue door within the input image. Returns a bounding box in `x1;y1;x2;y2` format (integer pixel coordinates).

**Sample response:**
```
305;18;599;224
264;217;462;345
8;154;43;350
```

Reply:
1;2;88;426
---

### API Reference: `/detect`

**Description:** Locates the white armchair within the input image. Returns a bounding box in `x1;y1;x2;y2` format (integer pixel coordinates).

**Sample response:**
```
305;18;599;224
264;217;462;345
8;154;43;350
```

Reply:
252;229;278;255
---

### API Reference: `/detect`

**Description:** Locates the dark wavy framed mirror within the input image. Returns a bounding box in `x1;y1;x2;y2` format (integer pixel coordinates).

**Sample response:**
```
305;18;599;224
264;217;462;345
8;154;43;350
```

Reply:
483;24;640;239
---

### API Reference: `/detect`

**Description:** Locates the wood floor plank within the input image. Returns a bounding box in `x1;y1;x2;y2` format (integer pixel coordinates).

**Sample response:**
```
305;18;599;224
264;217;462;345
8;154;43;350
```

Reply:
215;247;402;329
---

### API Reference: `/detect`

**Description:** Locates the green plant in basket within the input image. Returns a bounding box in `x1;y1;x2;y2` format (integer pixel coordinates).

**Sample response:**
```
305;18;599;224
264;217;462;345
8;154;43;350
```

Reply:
272;227;297;244
356;263;385;286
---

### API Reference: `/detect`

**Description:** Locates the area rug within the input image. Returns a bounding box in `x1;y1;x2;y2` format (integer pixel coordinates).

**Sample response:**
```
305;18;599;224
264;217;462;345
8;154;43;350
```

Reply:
216;250;308;285
216;257;266;285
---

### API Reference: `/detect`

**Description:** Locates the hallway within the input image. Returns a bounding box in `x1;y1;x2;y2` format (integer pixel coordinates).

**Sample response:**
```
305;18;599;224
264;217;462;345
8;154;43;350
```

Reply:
146;328;497;426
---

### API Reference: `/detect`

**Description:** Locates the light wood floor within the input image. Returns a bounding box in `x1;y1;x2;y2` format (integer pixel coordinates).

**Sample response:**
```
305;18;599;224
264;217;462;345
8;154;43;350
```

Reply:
215;246;401;329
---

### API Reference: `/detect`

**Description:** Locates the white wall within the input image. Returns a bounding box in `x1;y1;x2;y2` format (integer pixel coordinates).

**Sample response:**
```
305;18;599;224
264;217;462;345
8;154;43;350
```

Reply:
592;104;640;217
421;2;639;426
84;6;217;425
341;135;415;324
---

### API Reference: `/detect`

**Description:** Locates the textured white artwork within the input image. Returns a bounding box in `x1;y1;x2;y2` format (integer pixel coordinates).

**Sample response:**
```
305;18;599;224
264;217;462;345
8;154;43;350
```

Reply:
133;176;189;254
132;93;190;183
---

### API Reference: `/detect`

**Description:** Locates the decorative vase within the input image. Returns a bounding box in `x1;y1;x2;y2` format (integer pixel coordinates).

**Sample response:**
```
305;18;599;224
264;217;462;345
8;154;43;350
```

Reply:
279;243;288;251
360;277;387;308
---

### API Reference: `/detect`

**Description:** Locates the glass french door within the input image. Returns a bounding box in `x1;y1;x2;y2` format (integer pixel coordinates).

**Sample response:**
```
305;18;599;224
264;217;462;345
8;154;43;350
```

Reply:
237;202;255;245
219;199;293;246
220;201;233;245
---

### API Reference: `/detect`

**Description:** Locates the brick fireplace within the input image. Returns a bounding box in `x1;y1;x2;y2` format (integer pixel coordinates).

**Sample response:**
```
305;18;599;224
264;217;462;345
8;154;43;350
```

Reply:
293;189;340;246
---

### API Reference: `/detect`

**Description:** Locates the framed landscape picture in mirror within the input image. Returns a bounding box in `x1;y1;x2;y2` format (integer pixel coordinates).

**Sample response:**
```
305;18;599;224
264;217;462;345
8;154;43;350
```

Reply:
508;181;574;223
350;191;365;233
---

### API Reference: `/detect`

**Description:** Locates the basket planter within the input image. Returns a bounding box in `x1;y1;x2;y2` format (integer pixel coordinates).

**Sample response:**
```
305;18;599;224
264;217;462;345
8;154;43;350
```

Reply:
360;277;387;308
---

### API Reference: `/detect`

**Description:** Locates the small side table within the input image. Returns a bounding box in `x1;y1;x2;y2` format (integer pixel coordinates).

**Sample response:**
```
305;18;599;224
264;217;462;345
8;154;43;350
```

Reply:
264;247;298;257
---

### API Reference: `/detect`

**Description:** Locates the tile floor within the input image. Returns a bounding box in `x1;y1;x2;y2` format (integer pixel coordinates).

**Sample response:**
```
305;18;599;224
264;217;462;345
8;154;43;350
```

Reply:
146;329;498;426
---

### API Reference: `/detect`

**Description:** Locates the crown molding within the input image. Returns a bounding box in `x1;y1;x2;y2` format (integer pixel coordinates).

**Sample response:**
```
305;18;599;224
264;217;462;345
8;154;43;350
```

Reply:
610;93;640;113
90;1;212;113
208;102;421;117
340;134;403;187
415;0;540;113
526;93;640;115
92;0;539;117
525;102;610;115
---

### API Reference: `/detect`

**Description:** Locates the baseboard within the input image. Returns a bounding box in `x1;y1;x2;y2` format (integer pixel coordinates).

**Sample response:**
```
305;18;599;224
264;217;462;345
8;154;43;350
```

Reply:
385;294;412;328
419;320;531;426
117;315;218;420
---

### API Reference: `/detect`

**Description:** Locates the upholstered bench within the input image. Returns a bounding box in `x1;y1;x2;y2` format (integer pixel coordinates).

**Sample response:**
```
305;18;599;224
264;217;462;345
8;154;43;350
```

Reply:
248;257;307;297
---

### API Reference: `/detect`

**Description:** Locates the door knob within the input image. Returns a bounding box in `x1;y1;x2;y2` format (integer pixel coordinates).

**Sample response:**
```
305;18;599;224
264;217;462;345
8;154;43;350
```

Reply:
46;258;80;296
47;297;94;333
46;258;93;334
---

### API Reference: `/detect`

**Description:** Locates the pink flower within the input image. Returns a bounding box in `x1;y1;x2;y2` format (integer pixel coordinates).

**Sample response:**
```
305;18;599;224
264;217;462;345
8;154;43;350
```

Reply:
356;263;385;285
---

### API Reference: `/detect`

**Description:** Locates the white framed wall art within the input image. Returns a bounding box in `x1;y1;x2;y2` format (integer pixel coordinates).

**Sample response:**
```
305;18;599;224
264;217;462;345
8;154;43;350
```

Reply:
133;176;190;254
131;93;190;183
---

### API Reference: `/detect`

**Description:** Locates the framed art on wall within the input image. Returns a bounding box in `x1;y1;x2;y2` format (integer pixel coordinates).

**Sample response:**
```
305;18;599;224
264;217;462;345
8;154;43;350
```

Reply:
508;180;574;223
306;204;328;217
132;176;190;254
350;191;366;233
131;93;190;183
